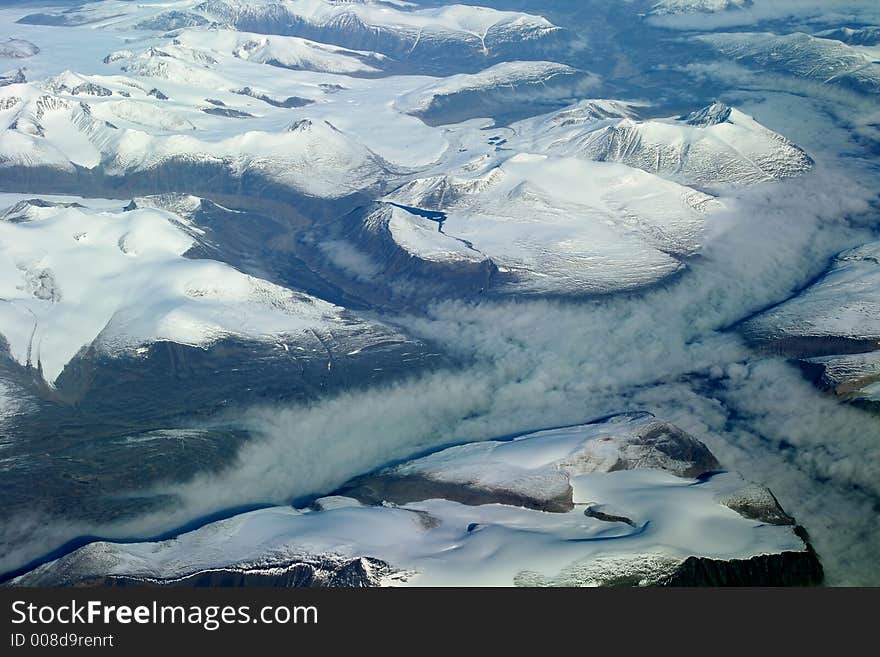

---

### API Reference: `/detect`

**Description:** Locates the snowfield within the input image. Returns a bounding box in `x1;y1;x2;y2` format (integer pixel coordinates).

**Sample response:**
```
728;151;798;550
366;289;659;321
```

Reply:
744;242;880;345
11;415;814;587
17;0;563;66
0;198;396;386
697;31;880;96
513;101;814;188
395;61;596;119
649;0;753;16
126;28;388;75
380;152;715;295
743;242;880;403
0;38;40;59
0;76;391;197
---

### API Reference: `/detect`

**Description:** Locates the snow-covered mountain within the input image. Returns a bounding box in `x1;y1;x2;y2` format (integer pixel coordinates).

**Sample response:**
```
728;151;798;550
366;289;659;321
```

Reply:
0;74;390;198
19;0;565;71
396;61;598;125
698;31;880;96
742;242;880;403
648;0;753;16
368;152;715;296
743;242;880;349
1;41;759;305
0;197;405;386
803;352;880;403
137;28;389;75
816;26;880;47
0;38;40;59
512;100;813;188
10;414;821;587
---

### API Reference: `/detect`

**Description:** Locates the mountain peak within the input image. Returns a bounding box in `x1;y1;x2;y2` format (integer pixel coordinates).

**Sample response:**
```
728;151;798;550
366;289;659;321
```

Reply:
1;198;85;223
684;101;732;126
286;118;313;132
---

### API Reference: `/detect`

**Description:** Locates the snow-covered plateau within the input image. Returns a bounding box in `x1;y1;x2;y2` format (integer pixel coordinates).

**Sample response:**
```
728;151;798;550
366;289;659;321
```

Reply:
743;242;880;403
697;31;880;96
648;0;753;16
511;100;814;188
373;153;714;296
17;0;565;71
10;415;821;587
0;196;408;386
